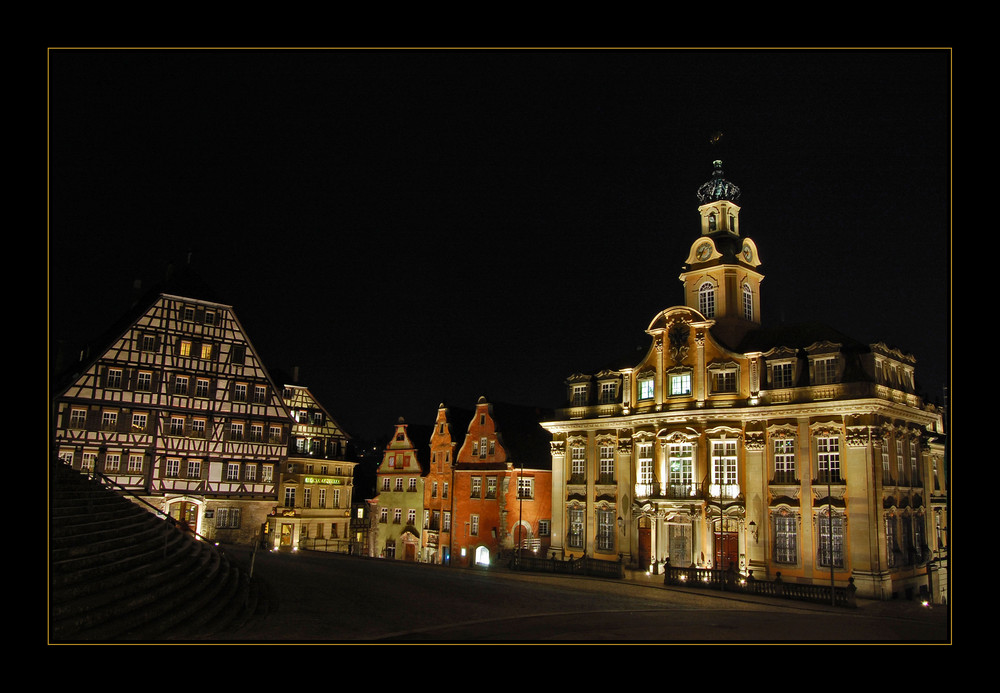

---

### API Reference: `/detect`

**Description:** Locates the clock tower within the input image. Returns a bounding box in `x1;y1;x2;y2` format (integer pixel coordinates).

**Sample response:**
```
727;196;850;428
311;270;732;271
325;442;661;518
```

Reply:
679;160;763;347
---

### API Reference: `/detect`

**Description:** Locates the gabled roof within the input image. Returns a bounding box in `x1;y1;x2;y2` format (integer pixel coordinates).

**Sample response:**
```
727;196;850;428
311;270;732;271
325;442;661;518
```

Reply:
487;401;553;471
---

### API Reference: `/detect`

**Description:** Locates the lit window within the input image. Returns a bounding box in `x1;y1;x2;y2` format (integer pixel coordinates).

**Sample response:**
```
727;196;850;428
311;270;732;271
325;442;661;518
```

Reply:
200;343;213;360
101;410;118;431
470;514;479;536
668;443;693;494
599;445;615;482
179;340;192;357
479;437;488;459
742;282;753;320
817;512;845;568
597;509;615;551
773;513;797;564
637;444;654;486
571;385;588;406
571;447;586;482
699;282;716;318
517;476;534;499
711;441;738;498
774;439;796;483
669;372;692;396
638;377;654;401
817;436;841;483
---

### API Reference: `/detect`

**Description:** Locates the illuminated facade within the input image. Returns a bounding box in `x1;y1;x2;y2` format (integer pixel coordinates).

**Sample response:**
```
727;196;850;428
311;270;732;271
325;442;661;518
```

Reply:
421;404;472;564
541;161;948;601
375;418;430;560
450;398;552;568
265;383;355;552
52;275;288;544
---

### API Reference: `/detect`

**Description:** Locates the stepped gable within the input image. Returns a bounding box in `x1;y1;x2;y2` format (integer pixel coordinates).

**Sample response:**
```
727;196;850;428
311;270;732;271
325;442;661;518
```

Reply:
49;461;271;642
488;401;553;471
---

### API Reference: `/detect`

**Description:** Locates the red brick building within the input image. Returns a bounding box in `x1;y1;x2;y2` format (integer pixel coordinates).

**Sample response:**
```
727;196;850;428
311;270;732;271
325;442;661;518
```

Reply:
450;397;552;567
421;403;472;564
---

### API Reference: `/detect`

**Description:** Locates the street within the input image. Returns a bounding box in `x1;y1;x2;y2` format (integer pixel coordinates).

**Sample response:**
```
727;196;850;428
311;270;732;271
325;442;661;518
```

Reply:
209;547;950;644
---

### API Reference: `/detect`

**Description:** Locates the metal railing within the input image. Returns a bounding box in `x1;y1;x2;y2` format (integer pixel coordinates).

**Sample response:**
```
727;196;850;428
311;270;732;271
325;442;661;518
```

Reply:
663;565;857;608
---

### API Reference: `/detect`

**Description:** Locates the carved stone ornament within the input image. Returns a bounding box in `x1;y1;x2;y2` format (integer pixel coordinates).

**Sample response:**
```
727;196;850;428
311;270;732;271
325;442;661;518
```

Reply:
667;322;690;363
846;426;871;448
617;437;633;454
744;432;766;451
549;440;565;455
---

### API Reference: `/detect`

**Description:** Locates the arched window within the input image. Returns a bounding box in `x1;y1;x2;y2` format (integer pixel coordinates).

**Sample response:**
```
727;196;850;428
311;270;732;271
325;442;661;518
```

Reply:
742;282;753;320
708;212;717;231
699;282;716;317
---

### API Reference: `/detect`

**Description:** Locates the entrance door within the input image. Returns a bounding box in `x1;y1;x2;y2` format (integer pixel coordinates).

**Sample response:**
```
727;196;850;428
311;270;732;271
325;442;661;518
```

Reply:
714;532;739;570
404;542;416;561
637;517;651;568
280;523;293;548
168;501;198;533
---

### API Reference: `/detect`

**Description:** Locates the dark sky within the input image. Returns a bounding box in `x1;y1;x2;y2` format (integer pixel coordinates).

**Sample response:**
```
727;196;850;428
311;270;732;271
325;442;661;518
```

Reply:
48;48;951;441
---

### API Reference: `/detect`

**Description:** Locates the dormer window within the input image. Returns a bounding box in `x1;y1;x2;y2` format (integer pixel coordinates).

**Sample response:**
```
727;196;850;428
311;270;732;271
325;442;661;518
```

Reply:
638;374;655;401
813;357;839;385
598;380;618;404
571;384;589;406
708;363;739;394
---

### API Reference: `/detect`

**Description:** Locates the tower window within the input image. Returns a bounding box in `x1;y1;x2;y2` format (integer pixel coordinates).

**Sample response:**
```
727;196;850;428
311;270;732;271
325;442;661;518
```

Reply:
699;282;716;318
743;283;753;320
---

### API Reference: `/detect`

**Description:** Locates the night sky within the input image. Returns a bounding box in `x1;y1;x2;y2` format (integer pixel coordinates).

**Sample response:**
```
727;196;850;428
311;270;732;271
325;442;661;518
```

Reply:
47;48;952;441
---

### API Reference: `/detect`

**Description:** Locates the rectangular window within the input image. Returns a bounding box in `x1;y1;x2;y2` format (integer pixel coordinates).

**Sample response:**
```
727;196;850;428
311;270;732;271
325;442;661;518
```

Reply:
303;487;312;508
200;343;213;360
485;476;497;499
379;508;388;524
262;465;273;483
432;481;438;498
179;340;192;357
195;379;211;398
638;444;653;485
394;508;402;524
471;477;482;499
165;458;180;478
81;451;96;472
669;373;692;396
772;363;793;389
571;385;588;406
216;507;241;529
470;514;479;536
407;509;416;525
128;454;144;472
136;371;152;392
188;459;201;478
141;334;156;351
599;445;615;482
233;383;247;402
318;487;327;509
817;436;841;483
442;482;448;499
712;370;737;393
132;412;148;432
712;441;738;498
69;408;88;429
230;345;246;363
774;439;796;483
599;381;617;404
774;514;797;564
253;385;267;404
568;508;584;549
885;516;897;568
443;511;452;532
230;422;244;441
174;375;189;395
101;410;118;431
817;513;845;568
394;477;403;492
668;443;693;494
597;509;615;551
106;368;123;389
814;357;838;385
227;463;240;481
249;424;263;442
571;447;586;482
104;453;121;471
284;487;296;507
638;377;654;401
187;418;205;439
517;476;534;499
539;519;550;537
170;416;185;436
408;477;417;492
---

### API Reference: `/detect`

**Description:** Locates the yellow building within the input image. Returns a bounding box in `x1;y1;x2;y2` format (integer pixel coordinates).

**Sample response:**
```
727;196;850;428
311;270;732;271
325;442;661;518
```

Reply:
265;382;355;552
542;161;947;602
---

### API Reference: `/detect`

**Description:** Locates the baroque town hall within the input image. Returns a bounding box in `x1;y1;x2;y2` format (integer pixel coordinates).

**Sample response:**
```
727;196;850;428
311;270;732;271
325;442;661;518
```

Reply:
540;161;947;602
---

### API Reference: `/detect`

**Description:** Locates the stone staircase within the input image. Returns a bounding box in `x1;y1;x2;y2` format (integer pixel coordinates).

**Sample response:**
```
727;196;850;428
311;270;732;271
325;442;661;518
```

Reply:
49;461;272;641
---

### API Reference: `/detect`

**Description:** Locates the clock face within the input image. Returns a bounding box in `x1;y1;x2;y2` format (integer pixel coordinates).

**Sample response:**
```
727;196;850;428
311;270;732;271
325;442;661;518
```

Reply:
742;244;753;261
697;242;712;261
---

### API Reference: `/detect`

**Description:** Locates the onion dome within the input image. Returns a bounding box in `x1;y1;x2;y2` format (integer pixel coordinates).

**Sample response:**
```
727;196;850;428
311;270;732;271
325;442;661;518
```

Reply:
696;160;741;204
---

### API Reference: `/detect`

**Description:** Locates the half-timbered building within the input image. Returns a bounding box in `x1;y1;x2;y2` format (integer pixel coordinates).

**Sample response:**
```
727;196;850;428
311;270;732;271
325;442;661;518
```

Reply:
52;270;289;544
266;382;355;552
